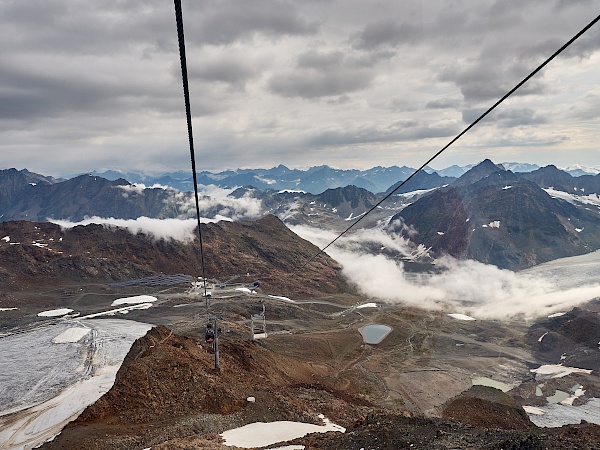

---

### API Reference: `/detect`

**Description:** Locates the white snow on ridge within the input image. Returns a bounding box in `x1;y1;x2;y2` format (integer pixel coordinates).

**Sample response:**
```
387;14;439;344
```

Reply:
268;295;294;302
487;221;500;228
544;188;600;207
394;187;440;198
37;308;74;317
561;386;586;406
111;295;157;306
0;307;18;311
1;236;9;242
278;189;305;194
356;302;377;309
448;313;476;321
345;211;366;221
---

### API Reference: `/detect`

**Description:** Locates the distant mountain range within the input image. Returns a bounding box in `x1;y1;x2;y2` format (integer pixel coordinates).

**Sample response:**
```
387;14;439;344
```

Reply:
85;162;600;194
1;161;599;271
392;160;600;270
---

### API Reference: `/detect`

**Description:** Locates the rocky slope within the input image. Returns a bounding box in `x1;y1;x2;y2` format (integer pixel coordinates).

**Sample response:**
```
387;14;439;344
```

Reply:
0;215;346;302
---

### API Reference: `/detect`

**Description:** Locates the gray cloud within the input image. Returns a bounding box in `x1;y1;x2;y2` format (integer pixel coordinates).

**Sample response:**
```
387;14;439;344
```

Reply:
188;57;263;91
426;97;462;110
185;0;318;46
439;61;549;104
351;20;421;50
306;119;459;147
268;49;376;98
462;107;547;128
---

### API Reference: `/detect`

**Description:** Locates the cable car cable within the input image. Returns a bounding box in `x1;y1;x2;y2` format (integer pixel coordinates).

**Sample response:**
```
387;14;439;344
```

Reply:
174;0;210;315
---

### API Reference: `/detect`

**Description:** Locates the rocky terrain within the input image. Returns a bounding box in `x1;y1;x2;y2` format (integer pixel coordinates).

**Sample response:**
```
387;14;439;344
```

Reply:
0;215;347;317
40;309;600;450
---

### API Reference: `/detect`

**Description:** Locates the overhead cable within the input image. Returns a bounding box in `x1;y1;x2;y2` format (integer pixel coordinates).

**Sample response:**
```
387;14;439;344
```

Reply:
173;0;209;304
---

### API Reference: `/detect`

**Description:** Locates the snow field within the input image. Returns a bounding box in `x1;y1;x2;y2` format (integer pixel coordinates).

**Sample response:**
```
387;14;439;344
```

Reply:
0;319;152;449
221;418;345;448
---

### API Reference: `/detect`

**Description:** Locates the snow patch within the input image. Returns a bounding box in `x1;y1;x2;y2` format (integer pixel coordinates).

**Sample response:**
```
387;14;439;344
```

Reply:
37;308;74;317
548;312;565;318
538;332;548;342
0;307;18;311
268;295;294;302
52;328;91;343
111;295;157;306
236;287;253;294
523;406;545;415
1;236;9;242
448;313;476;321
221;418;345;448
561;386;585;406
356;302;377;309
502;185;513;190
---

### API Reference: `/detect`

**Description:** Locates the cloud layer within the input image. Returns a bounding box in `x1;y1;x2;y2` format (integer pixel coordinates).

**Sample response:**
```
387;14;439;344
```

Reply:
0;0;598;175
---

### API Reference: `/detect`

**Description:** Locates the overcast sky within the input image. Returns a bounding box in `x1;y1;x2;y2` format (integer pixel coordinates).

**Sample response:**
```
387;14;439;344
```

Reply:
0;0;598;177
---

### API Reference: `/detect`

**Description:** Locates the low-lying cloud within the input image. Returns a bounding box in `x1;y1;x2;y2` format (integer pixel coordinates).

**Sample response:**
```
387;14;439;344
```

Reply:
174;185;264;221
50;216;202;243
291;225;600;320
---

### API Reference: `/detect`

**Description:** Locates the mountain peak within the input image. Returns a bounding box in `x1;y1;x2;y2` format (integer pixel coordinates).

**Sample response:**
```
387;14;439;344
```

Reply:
452;159;505;187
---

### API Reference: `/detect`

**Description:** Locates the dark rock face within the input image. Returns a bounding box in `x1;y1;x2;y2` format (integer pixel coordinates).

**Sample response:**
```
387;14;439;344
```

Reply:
522;165;600;195
528;306;600;370
442;385;534;430
311;185;379;219
391;161;600;270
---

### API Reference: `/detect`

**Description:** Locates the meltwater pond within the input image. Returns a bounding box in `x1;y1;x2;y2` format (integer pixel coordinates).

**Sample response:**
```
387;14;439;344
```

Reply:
359;324;392;344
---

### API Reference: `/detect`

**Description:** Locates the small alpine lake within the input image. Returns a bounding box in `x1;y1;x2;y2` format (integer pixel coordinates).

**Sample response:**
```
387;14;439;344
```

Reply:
359;324;392;344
